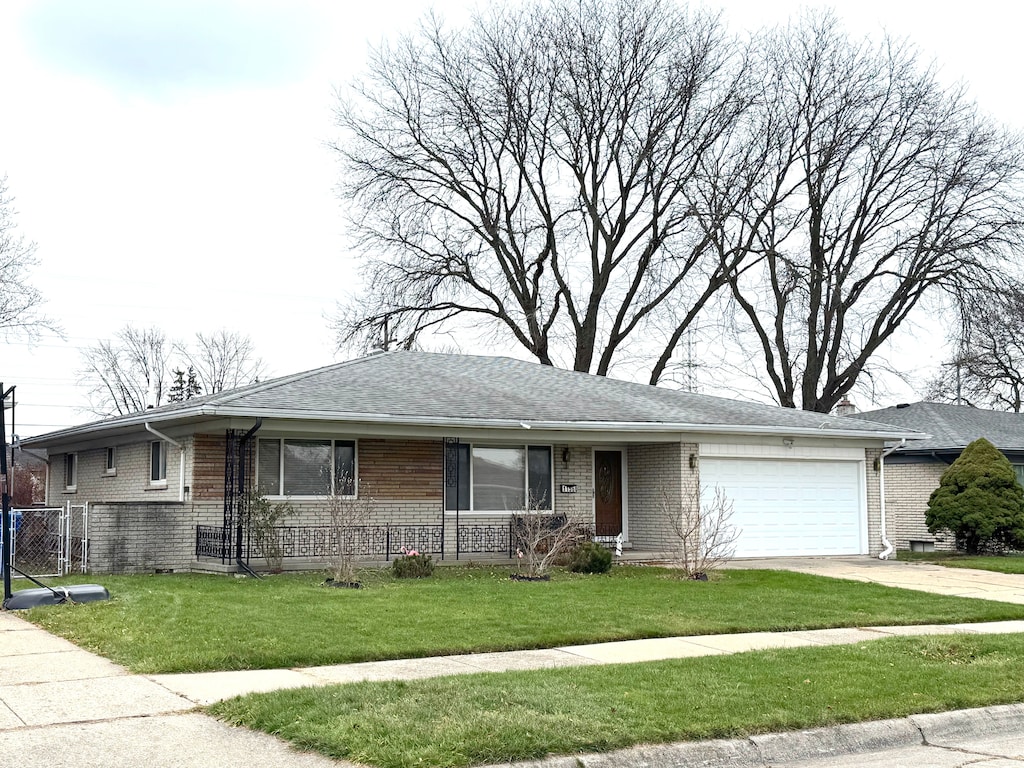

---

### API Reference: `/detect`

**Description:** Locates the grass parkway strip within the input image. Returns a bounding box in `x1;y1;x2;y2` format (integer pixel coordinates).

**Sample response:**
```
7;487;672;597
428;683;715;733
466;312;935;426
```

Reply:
209;633;1024;768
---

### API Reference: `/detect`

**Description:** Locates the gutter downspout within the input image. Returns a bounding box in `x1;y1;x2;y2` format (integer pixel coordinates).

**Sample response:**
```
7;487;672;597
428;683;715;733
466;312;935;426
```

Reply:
145;423;185;502
234;419;264;578
878;438;906;560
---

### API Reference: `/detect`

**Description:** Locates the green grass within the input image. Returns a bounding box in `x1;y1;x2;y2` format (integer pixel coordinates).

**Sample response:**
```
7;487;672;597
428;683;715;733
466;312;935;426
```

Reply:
897;551;1024;574
210;633;1024;768
21;566;1024;674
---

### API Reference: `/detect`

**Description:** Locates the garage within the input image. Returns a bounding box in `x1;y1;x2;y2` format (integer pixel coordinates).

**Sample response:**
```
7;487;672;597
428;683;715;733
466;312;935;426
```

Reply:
699;457;866;558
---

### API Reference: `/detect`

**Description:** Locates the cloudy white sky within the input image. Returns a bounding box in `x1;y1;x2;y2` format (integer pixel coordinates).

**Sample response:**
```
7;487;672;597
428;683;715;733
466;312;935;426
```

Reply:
0;0;1020;436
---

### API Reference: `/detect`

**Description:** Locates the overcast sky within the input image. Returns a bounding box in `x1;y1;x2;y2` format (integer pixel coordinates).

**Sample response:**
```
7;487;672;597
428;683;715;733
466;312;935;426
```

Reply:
1;0;1020;436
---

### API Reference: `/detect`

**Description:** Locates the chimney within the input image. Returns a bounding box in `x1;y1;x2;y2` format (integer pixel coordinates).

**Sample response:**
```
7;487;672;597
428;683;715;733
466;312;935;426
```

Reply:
836;398;856;417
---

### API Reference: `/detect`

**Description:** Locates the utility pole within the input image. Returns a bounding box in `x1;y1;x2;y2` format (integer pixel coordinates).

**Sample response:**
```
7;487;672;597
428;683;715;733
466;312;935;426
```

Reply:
1;384;14;602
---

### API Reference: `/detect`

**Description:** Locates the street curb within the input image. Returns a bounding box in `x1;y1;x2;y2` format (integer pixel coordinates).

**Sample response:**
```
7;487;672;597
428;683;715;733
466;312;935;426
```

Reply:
478;703;1024;768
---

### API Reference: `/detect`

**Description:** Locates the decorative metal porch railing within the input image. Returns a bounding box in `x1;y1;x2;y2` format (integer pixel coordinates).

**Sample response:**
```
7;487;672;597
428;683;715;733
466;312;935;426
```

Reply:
197;519;600;566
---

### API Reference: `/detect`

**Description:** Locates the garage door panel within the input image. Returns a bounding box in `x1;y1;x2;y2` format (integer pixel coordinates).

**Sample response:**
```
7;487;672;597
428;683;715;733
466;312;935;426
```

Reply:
700;458;864;558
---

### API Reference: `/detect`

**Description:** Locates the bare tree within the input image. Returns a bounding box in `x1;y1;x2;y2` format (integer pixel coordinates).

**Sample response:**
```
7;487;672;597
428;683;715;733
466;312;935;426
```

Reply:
512;494;587;579
176;329;265;394
81;325;169;416
331;0;756;379
0;177;59;341
81;326;265;416
719;12;1024;412
326;475;376;586
926;287;1024;411
662;485;739;579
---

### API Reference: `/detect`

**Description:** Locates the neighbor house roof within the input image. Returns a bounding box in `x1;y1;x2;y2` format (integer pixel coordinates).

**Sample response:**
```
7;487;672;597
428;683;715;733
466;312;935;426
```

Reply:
24;351;922;446
855;402;1024;452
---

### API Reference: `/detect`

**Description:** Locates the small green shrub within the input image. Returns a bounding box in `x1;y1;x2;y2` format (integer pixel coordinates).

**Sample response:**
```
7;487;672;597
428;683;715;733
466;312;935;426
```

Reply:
392;550;435;579
569;541;613;574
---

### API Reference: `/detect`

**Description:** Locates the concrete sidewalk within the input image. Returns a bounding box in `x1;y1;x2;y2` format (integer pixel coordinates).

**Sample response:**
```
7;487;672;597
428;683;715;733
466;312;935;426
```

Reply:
148;619;1024;705
4;557;1024;767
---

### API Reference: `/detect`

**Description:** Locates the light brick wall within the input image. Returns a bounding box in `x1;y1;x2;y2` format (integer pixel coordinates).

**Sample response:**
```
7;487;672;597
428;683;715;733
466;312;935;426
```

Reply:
884;462;953;551
551;444;594;524
865;447;883;556
86;501;222;574
626;442;698;550
51;438;192;505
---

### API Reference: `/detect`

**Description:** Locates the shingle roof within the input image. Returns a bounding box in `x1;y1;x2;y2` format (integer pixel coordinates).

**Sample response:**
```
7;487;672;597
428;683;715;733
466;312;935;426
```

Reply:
854;402;1024;451
26;351;918;445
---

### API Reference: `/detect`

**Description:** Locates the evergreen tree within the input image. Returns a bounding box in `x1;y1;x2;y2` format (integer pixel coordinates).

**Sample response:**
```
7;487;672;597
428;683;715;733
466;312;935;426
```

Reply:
167;368;186;403
926;437;1024;554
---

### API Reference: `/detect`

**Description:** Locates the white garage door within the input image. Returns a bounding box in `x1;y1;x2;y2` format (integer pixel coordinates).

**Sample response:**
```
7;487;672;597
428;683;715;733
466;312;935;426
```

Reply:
700;458;865;558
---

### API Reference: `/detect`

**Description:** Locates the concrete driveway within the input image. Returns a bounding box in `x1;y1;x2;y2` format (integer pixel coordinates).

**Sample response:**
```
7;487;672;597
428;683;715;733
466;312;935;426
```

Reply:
727;555;1024;604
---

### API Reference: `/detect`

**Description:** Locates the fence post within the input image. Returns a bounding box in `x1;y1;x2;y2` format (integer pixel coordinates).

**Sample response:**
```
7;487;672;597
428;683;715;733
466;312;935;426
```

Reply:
386;524;390;561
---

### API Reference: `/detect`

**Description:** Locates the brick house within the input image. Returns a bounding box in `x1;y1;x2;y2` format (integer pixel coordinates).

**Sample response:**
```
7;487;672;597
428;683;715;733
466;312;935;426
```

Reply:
22;351;917;573
855;402;1024;552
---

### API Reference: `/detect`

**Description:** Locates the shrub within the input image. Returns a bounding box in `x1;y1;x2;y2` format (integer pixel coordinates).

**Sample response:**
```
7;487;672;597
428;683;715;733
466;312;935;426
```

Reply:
661;485;739;579
568;541;613;574
926;437;1024;555
246;494;296;572
392;550;434;579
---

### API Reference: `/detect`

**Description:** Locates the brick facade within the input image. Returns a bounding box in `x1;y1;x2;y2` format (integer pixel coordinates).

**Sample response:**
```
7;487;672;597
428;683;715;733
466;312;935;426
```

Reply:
626;442;700;551
883;462;953;551
51;438;191;505
49;430;896;572
86;501;222;574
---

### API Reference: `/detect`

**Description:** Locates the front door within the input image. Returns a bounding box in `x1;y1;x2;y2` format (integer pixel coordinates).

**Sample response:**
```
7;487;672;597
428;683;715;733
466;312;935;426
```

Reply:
594;450;623;536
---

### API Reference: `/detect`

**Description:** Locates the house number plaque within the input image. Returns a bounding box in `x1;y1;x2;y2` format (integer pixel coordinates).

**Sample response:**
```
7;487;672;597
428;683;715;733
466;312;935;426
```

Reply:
559;484;578;494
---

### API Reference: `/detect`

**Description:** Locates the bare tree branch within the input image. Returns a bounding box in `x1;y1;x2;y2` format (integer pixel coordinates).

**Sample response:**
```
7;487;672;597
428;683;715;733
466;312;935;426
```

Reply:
721;12;1024;412
0;177;61;341
330;0;755;378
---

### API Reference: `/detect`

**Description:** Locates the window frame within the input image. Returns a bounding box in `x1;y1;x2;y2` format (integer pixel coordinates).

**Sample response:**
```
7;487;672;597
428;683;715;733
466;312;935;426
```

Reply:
256;437;358;498
104;446;117;476
444;443;553;514
150;441;168;485
63;453;77;491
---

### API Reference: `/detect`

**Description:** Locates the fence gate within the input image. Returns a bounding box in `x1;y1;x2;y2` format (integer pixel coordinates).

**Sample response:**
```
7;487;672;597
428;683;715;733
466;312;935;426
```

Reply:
4;502;89;577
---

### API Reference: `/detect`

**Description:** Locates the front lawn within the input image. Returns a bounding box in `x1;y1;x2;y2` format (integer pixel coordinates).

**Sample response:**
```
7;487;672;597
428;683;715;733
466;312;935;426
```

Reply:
211;633;1024;768
898;551;1024;574
21;566;1024;674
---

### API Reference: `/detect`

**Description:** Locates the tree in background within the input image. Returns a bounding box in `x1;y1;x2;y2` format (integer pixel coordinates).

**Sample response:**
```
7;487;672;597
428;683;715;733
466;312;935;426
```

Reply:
925;287;1024;412
81;326;169;416
167;367;202;403
81;326;265;416
719;13;1024;412
926;437;1024;554
331;0;756;379
332;3;1024;411
0;176;59;341
177;330;264;395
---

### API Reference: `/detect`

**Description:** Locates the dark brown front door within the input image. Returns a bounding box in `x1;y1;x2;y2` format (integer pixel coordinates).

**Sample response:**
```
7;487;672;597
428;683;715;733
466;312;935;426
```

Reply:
594;450;623;536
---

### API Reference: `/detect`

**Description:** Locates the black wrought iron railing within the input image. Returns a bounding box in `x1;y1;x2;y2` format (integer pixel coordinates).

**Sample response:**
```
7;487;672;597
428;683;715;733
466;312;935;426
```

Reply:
196;522;564;564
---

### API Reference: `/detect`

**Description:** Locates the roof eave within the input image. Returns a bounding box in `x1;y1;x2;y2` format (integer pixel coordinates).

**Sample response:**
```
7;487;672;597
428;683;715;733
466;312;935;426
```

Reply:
19;404;924;447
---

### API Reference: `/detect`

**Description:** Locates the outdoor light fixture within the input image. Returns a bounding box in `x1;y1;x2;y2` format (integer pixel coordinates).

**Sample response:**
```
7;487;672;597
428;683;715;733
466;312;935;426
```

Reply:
562;447;571;464
782;438;795;447
688;453;697;469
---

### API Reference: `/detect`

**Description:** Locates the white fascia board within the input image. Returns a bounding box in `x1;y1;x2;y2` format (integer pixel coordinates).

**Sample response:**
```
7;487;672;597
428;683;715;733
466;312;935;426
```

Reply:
198;407;924;441
24;404;927;448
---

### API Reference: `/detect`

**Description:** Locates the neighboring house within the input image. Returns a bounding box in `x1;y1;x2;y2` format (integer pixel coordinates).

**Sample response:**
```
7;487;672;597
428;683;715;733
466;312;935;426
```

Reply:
855;402;1024;552
21;351;919;574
